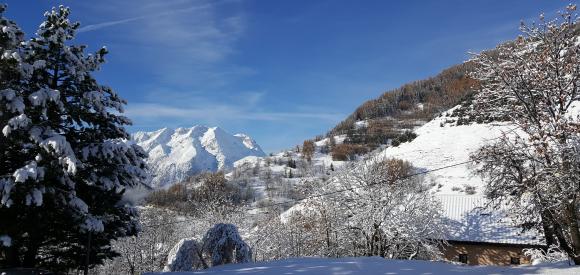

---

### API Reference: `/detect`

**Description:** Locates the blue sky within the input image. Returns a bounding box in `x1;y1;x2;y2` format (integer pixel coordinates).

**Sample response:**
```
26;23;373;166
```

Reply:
4;0;574;152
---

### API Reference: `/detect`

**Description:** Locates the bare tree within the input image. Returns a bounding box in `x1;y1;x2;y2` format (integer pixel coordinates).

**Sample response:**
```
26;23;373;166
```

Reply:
254;157;445;261
322;158;445;259
94;207;182;275
470;5;580;264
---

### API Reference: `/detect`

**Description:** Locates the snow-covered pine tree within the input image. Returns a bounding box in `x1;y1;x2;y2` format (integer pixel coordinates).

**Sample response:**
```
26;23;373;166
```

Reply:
0;6;148;271
470;5;580;264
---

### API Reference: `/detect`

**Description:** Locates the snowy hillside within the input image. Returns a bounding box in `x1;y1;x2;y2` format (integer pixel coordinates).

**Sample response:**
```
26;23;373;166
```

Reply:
226;137;348;211
133;126;266;187
376;101;580;194
375;107;513;194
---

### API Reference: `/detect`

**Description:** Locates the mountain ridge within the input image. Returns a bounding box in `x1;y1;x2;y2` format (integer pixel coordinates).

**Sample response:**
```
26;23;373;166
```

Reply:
133;125;266;188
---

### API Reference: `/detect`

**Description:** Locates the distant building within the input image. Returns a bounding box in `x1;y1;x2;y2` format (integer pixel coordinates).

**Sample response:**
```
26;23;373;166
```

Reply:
438;194;545;266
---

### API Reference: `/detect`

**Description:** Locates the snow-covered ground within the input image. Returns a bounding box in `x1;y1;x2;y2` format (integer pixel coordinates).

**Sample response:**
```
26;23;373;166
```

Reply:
144;257;579;275
378;107;515;194
378;102;580;195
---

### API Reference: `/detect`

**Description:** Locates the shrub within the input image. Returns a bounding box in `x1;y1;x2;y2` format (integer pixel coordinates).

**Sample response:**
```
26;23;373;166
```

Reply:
464;185;476;195
390;131;417;147
331;144;368;161
391;139;401;147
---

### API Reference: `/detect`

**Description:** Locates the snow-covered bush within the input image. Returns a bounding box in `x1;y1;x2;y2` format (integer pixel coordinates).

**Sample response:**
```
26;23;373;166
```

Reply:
93;207;182;275
523;246;569;265
164;238;202;272
94;205;253;274
256;201;347;260
202;223;252;266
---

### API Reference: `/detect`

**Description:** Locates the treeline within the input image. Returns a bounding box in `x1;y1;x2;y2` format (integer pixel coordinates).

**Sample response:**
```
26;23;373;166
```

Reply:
325;62;479;153
332;62;479;134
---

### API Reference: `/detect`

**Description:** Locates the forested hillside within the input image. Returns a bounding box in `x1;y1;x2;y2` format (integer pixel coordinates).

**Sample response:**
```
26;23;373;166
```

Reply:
326;62;480;152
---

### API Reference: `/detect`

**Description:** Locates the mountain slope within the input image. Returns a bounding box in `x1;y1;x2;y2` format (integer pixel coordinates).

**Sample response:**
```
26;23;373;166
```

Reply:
326;62;479;151
377;106;513;194
133;126;266;188
377;100;580;194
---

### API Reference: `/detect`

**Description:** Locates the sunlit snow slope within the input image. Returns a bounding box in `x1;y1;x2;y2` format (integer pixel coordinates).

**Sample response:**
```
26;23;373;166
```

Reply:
378;102;580;194
133;126;266;188
377;106;514;194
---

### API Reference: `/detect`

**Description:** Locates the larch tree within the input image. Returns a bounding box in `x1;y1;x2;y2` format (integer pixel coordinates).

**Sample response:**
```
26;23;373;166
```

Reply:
0;6;148;271
470;5;580;264
302;140;315;162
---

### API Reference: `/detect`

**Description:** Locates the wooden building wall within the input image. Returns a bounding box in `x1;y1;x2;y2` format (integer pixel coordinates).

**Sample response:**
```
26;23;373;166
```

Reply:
442;241;542;266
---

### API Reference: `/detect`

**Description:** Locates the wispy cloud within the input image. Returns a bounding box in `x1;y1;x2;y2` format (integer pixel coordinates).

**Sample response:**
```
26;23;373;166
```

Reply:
78;16;145;33
78;2;213;33
122;88;344;133
78;1;211;33
70;0;342;151
76;0;247;85
126;103;344;122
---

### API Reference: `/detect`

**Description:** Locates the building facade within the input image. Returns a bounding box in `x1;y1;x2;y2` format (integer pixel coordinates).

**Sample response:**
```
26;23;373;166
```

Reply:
438;195;545;266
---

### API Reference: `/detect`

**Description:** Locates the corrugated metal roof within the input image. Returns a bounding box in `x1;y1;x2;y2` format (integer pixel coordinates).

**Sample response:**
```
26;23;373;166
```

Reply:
437;194;544;245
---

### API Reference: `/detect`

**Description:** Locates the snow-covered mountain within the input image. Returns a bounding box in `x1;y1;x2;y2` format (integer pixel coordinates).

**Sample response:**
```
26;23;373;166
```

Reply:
133;126;266;188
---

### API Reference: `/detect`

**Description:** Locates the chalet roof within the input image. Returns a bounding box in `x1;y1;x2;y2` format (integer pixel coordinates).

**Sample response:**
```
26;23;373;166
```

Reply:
437;194;544;246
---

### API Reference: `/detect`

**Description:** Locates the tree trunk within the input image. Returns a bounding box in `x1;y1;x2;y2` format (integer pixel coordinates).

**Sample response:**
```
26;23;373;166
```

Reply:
541;210;557;248
567;202;580;265
542;207;576;258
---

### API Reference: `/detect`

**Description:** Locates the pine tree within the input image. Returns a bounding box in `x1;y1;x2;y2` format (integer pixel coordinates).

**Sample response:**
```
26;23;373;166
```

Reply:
0;3;26;264
0;6;148;271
